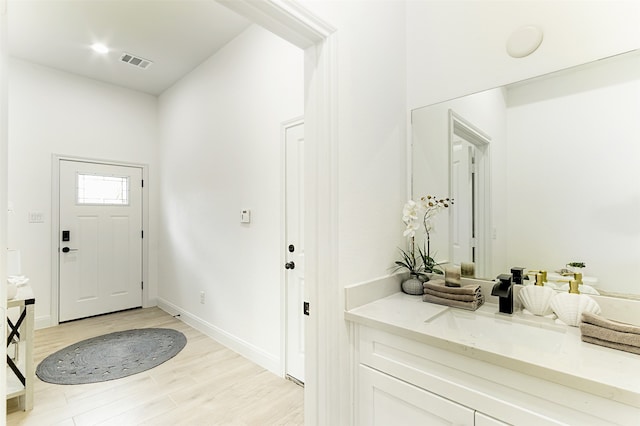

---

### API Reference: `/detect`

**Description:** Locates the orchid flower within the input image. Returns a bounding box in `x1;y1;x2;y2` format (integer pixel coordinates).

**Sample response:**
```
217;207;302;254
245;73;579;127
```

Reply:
401;195;453;260
402;200;419;223
395;195;453;278
403;221;420;237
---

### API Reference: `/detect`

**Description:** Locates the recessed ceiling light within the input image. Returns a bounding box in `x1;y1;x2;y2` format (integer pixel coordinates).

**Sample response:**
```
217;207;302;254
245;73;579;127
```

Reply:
91;43;110;54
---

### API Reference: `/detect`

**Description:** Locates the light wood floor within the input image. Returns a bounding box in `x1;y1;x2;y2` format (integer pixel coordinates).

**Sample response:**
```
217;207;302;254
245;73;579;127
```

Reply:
6;307;304;425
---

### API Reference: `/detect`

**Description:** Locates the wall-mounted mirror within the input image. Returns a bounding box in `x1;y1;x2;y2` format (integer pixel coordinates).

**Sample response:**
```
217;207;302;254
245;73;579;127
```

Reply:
412;49;640;298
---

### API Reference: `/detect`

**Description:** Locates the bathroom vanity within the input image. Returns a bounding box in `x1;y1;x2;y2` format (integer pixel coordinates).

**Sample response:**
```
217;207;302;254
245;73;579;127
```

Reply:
345;285;640;425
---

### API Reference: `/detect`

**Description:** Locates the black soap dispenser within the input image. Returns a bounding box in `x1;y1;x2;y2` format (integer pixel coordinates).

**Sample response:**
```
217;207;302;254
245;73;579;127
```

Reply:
492;274;514;314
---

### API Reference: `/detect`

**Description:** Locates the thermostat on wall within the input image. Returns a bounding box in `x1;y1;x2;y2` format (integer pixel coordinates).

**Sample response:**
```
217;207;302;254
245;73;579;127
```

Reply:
241;209;251;223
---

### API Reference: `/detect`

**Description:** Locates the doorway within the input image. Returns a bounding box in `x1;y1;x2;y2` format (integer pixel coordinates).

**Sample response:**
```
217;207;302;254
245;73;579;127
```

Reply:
449;110;491;278
56;159;144;322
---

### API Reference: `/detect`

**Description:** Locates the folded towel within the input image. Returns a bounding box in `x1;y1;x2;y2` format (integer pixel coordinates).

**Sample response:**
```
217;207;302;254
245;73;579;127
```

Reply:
581;335;640;356
423;280;482;297
423;288;478;302
423;293;484;311
581;312;640;335
580;323;640;348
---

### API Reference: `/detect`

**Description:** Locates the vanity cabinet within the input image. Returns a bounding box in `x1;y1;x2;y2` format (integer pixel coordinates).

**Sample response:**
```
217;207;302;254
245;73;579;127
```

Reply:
353;324;638;426
358;364;475;425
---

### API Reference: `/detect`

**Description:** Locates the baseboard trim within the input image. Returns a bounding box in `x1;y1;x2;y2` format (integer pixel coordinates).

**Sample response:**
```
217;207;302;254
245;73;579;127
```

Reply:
156;298;281;376
35;315;53;330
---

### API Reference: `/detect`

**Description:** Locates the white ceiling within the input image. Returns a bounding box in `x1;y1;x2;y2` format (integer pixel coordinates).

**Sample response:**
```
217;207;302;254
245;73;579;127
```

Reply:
8;0;252;95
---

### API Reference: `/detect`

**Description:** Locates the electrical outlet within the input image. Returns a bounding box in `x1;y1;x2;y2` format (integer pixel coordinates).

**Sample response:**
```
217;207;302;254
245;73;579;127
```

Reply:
200;291;205;304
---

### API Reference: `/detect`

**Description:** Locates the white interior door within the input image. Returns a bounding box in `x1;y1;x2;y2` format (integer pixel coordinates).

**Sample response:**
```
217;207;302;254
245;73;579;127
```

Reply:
59;160;143;322
285;121;305;383
451;137;475;265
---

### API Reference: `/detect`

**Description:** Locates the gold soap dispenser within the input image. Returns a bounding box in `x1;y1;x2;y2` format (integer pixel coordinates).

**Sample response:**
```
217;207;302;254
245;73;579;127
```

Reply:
550;276;601;326
558;272;583;293
573;272;583;286
569;279;580;294
527;269;547;285
518;270;555;316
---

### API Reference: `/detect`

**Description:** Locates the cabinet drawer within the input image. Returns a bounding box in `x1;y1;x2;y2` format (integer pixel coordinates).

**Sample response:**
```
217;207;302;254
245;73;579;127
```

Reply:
358;364;474;426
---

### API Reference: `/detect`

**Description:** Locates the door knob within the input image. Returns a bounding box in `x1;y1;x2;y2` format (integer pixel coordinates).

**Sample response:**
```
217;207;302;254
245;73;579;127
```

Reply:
285;261;295;270
61;247;78;253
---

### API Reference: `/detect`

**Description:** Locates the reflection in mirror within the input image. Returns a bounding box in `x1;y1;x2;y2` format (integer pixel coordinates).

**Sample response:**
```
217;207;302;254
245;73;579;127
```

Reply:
413;87;505;280
412;50;640;298
449;111;491;278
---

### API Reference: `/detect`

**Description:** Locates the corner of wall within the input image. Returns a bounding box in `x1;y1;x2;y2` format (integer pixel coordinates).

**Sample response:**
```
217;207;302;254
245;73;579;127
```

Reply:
156;298;282;376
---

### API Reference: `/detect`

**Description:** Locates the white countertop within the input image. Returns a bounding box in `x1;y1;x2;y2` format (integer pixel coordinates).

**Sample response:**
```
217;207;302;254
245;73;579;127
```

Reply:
345;291;640;408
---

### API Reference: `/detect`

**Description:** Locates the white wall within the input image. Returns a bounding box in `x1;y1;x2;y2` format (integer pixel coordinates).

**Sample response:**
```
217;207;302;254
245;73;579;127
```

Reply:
300;0;408;285
8;59;158;327
156;25;303;373
506;55;640;295
407;0;640;109
335;2;408;288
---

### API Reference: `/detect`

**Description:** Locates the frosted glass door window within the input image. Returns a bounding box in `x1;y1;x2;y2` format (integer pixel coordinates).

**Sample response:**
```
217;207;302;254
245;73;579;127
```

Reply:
77;173;129;205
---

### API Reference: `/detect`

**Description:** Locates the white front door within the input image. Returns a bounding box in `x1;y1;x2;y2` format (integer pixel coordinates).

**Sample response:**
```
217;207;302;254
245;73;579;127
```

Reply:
59;160;143;322
285;121;305;383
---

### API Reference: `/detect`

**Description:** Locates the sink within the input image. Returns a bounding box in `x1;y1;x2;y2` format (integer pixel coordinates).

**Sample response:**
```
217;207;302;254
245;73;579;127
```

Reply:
424;308;567;353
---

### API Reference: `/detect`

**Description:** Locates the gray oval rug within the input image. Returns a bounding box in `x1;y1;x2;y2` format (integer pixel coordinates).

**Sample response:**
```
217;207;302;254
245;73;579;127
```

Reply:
36;328;187;385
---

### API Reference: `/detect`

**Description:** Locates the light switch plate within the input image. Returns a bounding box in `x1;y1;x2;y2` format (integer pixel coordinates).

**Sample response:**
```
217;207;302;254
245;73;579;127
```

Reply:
241;209;251;223
28;211;44;223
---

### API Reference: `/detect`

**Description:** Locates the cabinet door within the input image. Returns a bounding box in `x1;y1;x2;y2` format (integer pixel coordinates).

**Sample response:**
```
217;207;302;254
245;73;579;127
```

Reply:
358;365;474;426
476;412;509;426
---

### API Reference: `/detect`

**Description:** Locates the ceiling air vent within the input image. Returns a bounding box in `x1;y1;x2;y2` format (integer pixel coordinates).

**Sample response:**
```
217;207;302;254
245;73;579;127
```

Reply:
120;53;153;70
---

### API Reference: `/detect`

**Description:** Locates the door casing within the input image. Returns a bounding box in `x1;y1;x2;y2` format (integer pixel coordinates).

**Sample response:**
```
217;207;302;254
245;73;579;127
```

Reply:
448;110;491;279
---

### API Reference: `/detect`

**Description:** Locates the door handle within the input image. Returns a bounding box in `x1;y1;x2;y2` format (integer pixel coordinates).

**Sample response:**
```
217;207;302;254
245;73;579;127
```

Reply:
61;247;78;253
285;261;295;270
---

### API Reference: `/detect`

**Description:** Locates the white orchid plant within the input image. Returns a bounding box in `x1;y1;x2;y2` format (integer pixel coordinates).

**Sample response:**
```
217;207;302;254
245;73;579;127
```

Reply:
394;195;453;278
